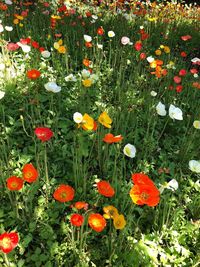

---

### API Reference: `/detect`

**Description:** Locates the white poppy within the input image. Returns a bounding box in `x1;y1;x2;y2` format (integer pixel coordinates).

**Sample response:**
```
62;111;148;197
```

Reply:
156;102;167;116
151;91;157;97
121;36;130;45
73;112;83;124
44;82;61;93
5;0;13;4
193;120;200;129
166;179;179;191
41;50;51;58
108;31;115;38
97;43;103;49
191;57;200;63
0;91;5;99
81;69;90;79
84;34;92;43
189;160;200;173
0;24;4;33
147;56;154;63
169;104;183;120
123;144;136;158
21;45;31;53
5;26;13;31
65;74;77;82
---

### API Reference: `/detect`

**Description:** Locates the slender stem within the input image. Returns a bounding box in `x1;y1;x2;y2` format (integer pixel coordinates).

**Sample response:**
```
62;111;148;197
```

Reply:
4;254;11;267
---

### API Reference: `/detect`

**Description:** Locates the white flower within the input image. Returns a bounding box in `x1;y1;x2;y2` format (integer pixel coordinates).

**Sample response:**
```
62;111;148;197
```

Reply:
44;82;61;93
73;112;83;123
81;69;90;79
191;57;200;63
169;104;183;120
17;42;31;53
123;144;136;158
84;34;92;42
166;179;179;191
90;74;98;83
151;90;157;97
5;26;13;31
147;56;154;63
156;102;167;116
108;31;115;38
65;74;77;82
121;36;130;45
41;50;51;58
0;91;5;99
0;24;4;33
97;43;103;49
5;0;13;4
91;15;98;20
189;160;200;173
193;120;200;129
0;63;5;71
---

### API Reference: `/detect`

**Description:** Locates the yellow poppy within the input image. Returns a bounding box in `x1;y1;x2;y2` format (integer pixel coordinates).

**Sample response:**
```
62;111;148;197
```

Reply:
98;111;112;128
81;113;94;130
82;79;92;87
103;205;119;219
113;214;126;230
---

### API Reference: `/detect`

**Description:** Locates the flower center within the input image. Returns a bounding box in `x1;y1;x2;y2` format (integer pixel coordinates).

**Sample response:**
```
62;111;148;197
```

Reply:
1;237;11;249
141;192;149;200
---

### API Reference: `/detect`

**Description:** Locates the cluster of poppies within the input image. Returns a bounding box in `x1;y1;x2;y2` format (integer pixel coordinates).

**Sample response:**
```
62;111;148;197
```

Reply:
7;163;38;191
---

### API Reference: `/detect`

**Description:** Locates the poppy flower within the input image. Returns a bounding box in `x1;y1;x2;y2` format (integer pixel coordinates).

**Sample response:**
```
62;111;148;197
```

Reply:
169;104;183;120
180;51;187;57
123;144;136;158
26;69;41;80
74;201;88;210
129;183;160;207
88;213;106;232
34;127;54;142
134;41;142;51
53;184;75;203
6;176;24;191
82;79;92;87
179;69;187;76
103;133;123;144
98;111;112;128
181;35;192;41
22;163;38;183
70;214;84;227
132;173;155;187
176;85;183;93
80;113;95;131
0;232;19;254
173;76;181;84
113;214;126;230
97;180;115;198
97;27;104;35
140;52;146;60
83;58;91;67
103;205;119;219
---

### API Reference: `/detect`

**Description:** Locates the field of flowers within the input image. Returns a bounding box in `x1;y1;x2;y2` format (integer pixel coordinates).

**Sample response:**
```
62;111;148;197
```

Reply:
0;0;200;266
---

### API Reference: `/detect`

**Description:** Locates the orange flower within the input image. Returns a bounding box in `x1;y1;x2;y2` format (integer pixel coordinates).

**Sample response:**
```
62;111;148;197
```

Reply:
85;42;92;48
22;163;38;183
88;213;106;232
6;176;24;191
74;201;88;210
53;184;75;203
70;214;84;227
0;232;19;254
132;173;156;187
26;69;41;80
129;183;160;207
97;180;115;198
103;133;123;144
83;58;91;67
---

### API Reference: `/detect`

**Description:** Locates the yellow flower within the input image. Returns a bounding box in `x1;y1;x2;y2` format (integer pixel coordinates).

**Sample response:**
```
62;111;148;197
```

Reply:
98;111;112;128
82;79;92;87
54;42;60;50
58;46;66;54
193;120;200;129
16;15;24;20
164;46;170;53
58;39;63;45
160;45;164;49
13;19;19;25
113;214;126;230
81;113;94;130
103;206;119;219
51;15;61;20
155;49;162;56
19;23;24;27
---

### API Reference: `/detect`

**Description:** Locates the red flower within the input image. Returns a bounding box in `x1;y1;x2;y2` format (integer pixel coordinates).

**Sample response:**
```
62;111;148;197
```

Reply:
181;35;192;41
85;42;92;48
31;41;39;49
176;85;183;93
0;232;19;254
134;41;142;51
6;176;24;191
173;76;181;84
74;201;88;210
97;180;115;198
22;163;38;183
97;27;104;35
70;214;84;227
103;133;123;144
132;173;155;186
180;51;187;57
27;69;41;80
140;52;146;60
88;213;106;232
7;43;19;51
179;69;187;76
190;68;198;74
53;184;75;203
34;127;53;142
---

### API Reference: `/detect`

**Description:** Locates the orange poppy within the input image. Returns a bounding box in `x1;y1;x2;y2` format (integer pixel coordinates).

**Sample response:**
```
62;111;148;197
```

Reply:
88;213;106;232
103;133;123;144
129;183;160;207
6;176;24;191
26;69;41;80
53;184;75;203
85;42;92;48
97;180;115;198
83;58;91;67
22;163;38;183
74;201;88;210
70;214;84;227
132;173;155;187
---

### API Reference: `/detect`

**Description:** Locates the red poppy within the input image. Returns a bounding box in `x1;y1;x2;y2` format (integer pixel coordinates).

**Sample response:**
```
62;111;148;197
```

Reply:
20;38;31;45
74;201;88;210
53;184;75;203
0;232;19;254
31;41;39;49
129;183;160;207
88;213;106;232
97;27;104;35
85;42;92;48
97;180;115;198
181;35;192;41
34;127;54;142
190;68;198;74
6;176;24;191
179;69;187;76
22;163;38;183
70;214;84;227
140;52;146;60
131;173;155;187
173;76;181;84
103;133;123;144
7;43;20;51
27;69;41;80
134;41;142;51
176;85;183;93
180;51;187;57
